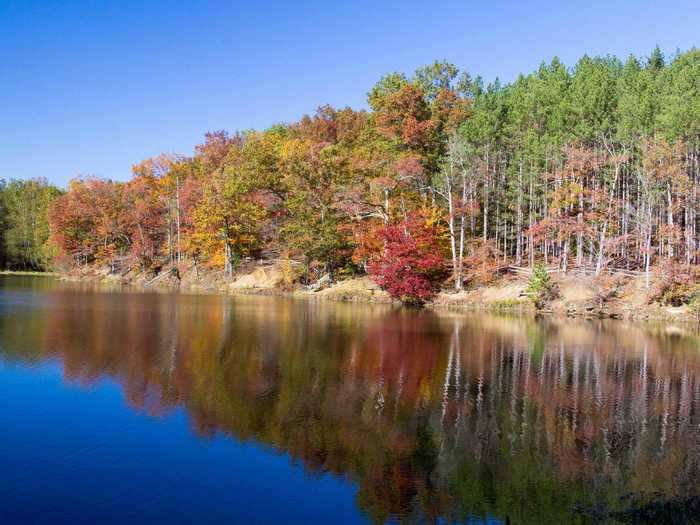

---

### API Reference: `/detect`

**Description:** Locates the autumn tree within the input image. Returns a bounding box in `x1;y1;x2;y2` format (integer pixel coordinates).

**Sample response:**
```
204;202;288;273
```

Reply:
281;137;349;281
42;48;700;306
49;178;127;268
193;135;266;277
368;210;448;304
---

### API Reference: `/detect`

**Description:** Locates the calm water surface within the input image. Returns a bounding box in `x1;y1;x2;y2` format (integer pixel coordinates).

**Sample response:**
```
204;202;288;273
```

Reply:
2;276;700;524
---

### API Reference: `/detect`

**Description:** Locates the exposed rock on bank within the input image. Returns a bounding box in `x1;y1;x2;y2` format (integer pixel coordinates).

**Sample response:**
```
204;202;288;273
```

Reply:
229;265;285;291
310;276;392;303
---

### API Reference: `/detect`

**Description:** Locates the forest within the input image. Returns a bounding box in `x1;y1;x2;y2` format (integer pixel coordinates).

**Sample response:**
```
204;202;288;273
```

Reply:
0;178;61;270
30;47;700;303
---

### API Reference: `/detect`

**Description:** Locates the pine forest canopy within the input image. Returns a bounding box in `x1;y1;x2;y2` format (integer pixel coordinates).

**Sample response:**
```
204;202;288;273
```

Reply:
11;46;700;301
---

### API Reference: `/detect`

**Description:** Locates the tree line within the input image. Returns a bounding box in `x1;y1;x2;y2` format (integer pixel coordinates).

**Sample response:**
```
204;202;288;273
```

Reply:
45;47;700;301
0;178;61;270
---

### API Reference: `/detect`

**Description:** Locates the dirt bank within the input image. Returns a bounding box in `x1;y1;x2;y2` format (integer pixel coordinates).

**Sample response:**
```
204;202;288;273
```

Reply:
59;262;700;323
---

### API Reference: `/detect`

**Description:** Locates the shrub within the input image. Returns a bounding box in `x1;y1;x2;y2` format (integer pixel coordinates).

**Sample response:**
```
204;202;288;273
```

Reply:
368;211;448;305
650;261;700;306
489;299;526;312
688;292;700;319
526;263;556;309
462;239;501;287
660;282;699;306
279;258;302;291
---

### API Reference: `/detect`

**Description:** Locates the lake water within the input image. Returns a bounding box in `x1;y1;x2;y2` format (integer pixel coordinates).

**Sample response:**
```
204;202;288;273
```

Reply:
2;276;700;524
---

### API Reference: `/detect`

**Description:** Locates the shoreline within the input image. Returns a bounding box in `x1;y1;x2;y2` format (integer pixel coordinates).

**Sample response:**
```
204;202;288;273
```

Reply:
0;270;60;276
46;265;700;325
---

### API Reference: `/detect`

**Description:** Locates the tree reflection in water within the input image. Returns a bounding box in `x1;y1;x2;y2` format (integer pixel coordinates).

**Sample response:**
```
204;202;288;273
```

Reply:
4;285;700;524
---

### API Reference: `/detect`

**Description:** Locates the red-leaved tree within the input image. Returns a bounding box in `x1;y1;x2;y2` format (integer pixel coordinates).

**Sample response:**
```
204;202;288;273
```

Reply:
368;211;448;304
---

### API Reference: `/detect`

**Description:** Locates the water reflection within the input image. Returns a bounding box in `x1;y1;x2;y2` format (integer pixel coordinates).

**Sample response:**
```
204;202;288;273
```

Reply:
3;277;700;524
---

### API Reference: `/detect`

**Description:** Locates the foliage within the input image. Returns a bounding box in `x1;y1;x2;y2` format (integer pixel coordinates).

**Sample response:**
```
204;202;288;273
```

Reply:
49;178;131;269
368;210;448;304
650;261;700;306
0;178;62;270
35;47;700;302
462;239;501;287
193;163;266;276
526;263;556;308
278;258;302;291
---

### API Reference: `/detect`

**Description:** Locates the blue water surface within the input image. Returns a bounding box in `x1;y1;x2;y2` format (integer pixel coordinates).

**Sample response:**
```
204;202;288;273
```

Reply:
0;358;365;524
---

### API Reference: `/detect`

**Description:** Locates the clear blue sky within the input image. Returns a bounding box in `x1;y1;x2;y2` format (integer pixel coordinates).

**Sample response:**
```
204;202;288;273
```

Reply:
1;0;698;188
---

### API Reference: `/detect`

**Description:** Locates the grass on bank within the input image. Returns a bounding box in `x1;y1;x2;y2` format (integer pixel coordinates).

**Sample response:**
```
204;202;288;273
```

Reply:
0;270;59;276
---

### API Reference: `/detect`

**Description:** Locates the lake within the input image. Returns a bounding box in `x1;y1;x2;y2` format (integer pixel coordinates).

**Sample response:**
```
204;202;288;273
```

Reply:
1;275;700;524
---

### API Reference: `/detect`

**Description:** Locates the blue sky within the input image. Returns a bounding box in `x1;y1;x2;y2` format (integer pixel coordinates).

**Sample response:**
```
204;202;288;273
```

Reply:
1;0;698;188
